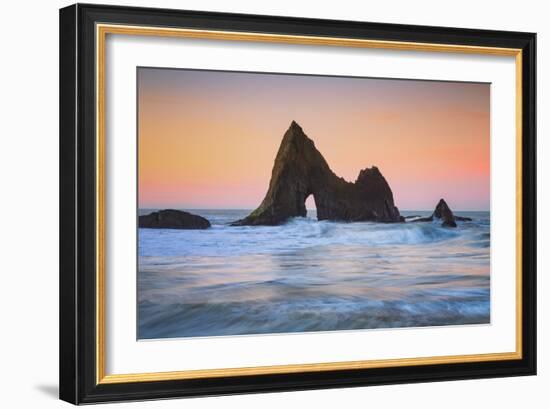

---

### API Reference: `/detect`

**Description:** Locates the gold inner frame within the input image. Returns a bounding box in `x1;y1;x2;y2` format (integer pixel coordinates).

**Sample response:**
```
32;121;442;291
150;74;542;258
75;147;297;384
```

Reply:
95;23;523;385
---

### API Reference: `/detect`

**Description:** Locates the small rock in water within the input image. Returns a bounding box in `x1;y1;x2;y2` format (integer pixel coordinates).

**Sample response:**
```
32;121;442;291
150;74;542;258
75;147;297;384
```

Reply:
139;209;211;229
433;199;457;228
409;199;471;228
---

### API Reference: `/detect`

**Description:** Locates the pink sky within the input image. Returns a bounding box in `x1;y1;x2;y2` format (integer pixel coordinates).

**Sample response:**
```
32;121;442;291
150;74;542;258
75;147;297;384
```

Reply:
138;68;490;211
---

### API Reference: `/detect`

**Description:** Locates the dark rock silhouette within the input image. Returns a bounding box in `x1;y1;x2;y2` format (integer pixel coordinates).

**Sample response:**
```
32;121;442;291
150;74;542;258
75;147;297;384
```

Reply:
434;199;458;227
411;199;472;228
139;209;211;229
232;121;401;226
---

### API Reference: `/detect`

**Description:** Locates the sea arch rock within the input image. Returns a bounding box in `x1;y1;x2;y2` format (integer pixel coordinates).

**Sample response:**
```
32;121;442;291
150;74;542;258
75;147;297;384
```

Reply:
232;121;402;226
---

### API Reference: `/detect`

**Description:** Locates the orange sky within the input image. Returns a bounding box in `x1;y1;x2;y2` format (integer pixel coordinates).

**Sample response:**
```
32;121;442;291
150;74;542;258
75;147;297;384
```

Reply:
138;68;490;211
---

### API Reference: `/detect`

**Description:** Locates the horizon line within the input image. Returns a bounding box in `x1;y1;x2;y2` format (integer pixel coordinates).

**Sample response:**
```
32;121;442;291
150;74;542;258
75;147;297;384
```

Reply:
138;206;490;212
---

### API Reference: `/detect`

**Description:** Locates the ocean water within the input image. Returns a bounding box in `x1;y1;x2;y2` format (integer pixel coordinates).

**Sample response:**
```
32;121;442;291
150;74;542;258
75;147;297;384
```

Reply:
138;209;490;339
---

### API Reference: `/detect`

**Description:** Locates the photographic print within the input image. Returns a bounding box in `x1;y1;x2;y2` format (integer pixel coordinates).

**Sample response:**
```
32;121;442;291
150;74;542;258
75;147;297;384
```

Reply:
60;7;536;402
137;68;490;340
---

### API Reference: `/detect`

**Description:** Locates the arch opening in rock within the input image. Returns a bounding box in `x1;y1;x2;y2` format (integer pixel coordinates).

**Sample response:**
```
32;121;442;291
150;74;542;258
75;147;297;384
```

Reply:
305;194;316;218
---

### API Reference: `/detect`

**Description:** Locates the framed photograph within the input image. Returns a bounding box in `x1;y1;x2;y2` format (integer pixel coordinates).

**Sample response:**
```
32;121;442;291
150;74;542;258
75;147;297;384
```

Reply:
59;3;536;404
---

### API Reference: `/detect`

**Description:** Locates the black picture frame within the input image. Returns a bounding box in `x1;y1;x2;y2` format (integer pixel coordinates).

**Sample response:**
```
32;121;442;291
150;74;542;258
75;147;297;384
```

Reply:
60;3;536;405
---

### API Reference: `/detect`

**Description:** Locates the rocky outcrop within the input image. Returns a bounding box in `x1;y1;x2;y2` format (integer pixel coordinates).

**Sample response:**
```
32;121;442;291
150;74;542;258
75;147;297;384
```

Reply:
411;199;472;228
139;209;211;229
433;199;458;227
232;121;402;226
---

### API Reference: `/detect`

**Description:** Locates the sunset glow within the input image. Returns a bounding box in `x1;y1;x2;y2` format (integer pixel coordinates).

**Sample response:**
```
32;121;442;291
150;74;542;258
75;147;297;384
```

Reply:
138;68;490;210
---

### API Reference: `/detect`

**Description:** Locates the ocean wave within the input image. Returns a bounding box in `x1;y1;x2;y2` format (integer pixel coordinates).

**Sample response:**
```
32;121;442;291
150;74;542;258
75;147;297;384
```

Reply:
138;210;490;339
138;216;483;258
138;295;490;339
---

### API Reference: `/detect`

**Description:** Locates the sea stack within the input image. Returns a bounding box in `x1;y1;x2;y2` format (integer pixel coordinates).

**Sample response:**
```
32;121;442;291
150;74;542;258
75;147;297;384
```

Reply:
412;199;472;228
232;121;402;226
433;199;458;228
139;209;211;229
